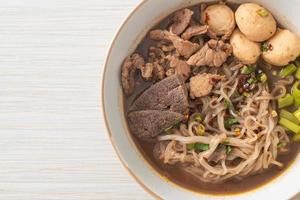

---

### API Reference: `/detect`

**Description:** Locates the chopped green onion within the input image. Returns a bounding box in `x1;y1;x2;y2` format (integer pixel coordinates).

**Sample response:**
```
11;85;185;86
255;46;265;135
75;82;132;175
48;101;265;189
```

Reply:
278;94;293;109
293;108;300;122
224;117;239;129
196;124;205;136
261;42;269;52
271;110;278;117
295;67;300;80
193;113;203;122
224;100;230;108
164;126;173;133
224;100;236;116
293;134;300;142
164;120;180;132
187;142;210;151
277;142;286;148
258;73;267;83
279;117;300;134
242;92;250;97
280;109;300;124
240;65;255;75
257;8;269;17
232;90;240;97
272;70;277;76
194;143;209;152
279;63;297;78
222;140;230;145
187;143;195;150
247;77;257;84
292;81;300;106
226;145;232;154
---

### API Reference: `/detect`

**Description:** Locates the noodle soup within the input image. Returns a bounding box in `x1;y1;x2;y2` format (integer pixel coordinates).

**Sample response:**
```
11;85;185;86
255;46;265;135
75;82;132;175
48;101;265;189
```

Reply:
120;1;300;195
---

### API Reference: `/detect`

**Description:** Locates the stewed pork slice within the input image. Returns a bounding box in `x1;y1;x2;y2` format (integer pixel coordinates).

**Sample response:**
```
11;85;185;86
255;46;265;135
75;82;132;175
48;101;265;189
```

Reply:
140;63;153;81
187;39;232;67
140;62;165;81
149;29;170;41
181;25;209;40
167;32;200;58
189;73;224;98
167;56;191;80
121;53;145;95
169;8;194;35
149;29;200;58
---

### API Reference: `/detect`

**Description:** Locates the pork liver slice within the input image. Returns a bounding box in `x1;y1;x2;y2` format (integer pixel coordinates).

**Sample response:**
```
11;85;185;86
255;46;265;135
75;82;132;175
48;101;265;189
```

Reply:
127;110;185;139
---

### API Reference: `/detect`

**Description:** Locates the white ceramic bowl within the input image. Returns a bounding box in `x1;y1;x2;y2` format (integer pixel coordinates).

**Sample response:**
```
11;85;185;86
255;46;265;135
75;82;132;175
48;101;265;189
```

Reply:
102;0;300;199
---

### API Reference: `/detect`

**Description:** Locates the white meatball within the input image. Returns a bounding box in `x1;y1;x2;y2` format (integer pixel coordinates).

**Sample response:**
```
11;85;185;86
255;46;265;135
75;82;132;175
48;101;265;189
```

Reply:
235;3;276;42
262;29;300;66
201;4;235;37
230;29;261;64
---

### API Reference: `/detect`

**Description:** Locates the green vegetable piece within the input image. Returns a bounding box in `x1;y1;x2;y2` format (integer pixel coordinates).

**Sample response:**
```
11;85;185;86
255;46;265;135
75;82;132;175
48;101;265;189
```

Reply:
232;90;240;98
196;124;205;136
226;145;232;154
194;143;209;152
224;100;230;108
224;117;239;129
257;9;269;17
295;67;300;80
247;77;257;84
258;73;268;83
164;120;181;133
193;113;203;122
240;65;255;75
187;143;195;150
272;70;277;76
293;108;300;122
278;94;293;109
277;142;286;148
293;134;300;142
164;126;173;133
222;140;230;145
261;42;269;52
292;81;300;106
280;109;300;124
242;92;250;97
279;63;297;78
279;117;300;134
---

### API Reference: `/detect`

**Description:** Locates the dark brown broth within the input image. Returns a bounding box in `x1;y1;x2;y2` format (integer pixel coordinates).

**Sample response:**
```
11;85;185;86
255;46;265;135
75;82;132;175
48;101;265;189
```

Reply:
124;2;300;195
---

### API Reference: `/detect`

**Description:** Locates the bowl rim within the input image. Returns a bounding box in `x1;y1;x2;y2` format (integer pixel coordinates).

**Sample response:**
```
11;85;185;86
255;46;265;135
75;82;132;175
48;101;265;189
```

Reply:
100;0;300;199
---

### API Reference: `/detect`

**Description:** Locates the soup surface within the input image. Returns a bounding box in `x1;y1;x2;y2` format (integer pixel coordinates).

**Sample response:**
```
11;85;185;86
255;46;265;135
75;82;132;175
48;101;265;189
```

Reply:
121;2;300;194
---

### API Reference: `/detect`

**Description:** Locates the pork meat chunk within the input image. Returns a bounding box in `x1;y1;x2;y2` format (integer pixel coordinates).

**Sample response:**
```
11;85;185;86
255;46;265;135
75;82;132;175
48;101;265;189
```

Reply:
149;30;200;58
167;56;191;80
187;39;232;67
121;53;145;95
168;32;200;58
181;25;208;40
169;8;194;35
189;73;223;98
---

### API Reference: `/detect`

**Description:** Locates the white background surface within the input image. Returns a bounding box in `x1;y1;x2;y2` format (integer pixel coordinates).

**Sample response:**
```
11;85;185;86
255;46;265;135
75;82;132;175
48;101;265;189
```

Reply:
0;0;152;199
